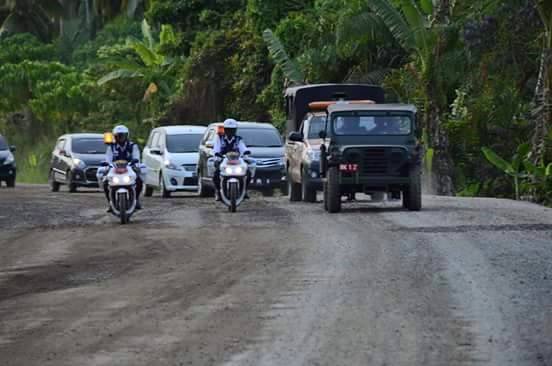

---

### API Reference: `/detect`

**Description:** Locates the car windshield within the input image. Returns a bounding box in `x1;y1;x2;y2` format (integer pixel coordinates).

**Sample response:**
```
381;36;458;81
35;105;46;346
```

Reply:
0;136;8;150
166;134;203;153
332;112;412;136
240;128;282;147
308;116;326;139
71;138;105;154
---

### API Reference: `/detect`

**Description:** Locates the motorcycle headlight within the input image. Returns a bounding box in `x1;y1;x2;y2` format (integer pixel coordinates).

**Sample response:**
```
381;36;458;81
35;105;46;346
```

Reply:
123;175;131;184
112;176;121;184
225;166;244;175
164;159;181;171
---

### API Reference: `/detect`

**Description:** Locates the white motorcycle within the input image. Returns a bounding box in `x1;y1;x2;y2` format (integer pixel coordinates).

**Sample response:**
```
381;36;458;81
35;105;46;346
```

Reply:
98;160;144;224
214;151;256;212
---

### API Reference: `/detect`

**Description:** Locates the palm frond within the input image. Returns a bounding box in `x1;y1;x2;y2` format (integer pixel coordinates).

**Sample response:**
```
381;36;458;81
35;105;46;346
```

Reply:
141;19;154;50
262;29;305;85
98;69;142;85
336;11;392;45
366;0;416;51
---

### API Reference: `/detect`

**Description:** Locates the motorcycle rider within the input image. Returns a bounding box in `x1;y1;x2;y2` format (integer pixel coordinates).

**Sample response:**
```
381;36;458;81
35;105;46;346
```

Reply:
103;125;143;211
213;118;249;201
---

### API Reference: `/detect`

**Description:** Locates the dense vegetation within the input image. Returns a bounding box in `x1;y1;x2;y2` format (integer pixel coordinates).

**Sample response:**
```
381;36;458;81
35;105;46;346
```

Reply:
0;0;550;204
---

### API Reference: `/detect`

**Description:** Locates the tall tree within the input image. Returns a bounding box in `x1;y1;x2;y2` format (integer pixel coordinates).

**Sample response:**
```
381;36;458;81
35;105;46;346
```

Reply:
366;0;463;195
532;0;552;165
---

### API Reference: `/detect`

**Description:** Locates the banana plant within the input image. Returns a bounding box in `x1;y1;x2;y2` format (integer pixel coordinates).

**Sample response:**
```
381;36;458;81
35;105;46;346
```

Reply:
481;143;530;200
262;29;305;86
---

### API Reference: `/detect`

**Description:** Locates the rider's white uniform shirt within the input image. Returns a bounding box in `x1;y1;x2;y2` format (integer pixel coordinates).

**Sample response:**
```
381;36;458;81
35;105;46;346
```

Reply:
213;135;248;156
105;142;141;164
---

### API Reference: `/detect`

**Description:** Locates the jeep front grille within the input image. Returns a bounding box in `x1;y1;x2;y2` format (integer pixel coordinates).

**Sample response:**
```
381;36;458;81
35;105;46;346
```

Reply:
344;147;408;176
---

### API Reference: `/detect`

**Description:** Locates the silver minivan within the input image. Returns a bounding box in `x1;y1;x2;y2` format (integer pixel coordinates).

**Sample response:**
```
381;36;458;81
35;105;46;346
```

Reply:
143;125;206;198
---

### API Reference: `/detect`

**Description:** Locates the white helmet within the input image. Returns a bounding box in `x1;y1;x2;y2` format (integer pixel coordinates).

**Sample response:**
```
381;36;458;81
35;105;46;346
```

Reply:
113;125;129;135
223;119;238;129
112;125;129;143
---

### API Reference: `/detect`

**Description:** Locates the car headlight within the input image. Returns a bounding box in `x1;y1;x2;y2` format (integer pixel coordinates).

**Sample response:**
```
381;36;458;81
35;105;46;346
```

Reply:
72;158;86;168
307;149;321;161
164;160;181;170
4;154;14;165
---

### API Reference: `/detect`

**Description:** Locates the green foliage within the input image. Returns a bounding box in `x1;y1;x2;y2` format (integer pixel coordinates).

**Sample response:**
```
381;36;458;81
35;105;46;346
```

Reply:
262;29;304;85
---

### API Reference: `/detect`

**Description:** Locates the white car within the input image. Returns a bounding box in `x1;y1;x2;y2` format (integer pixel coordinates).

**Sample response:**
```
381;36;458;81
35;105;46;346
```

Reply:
143;125;206;197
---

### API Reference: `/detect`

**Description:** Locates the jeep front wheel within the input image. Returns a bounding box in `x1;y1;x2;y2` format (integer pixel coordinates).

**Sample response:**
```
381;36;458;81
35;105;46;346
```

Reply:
325;166;341;213
406;171;422;211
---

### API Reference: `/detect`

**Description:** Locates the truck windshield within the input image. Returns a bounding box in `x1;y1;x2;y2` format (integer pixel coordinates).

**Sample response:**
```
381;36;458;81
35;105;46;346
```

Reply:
308;116;326;139
332;112;412;136
71;138;106;154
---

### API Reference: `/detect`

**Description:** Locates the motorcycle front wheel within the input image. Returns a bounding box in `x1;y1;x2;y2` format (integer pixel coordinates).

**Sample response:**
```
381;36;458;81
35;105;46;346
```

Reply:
229;182;238;213
118;192;129;224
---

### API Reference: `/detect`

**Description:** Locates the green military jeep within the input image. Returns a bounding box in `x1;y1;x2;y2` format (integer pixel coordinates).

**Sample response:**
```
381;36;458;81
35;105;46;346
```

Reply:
319;102;423;213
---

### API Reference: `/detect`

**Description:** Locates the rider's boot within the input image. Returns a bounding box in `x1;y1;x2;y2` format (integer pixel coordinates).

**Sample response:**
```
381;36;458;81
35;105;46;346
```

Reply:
135;199;142;210
215;190;222;202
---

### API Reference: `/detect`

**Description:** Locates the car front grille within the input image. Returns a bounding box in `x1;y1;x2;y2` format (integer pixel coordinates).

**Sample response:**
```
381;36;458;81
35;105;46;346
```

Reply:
182;164;197;172
255;158;282;168
183;177;198;186
85;168;98;182
343;147;408;176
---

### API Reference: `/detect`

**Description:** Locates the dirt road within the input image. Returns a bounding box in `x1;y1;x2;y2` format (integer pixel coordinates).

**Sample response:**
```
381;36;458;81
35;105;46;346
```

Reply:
1;185;552;366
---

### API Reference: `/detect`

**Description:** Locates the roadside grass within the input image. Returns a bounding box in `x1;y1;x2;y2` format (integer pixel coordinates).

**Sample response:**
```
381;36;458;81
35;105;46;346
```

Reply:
14;139;52;184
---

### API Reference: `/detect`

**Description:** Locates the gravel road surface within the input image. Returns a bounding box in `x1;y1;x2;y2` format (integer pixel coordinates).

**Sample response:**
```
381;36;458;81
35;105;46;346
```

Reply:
1;185;551;366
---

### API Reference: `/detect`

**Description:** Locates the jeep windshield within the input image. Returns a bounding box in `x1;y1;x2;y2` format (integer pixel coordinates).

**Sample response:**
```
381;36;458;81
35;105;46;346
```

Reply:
0;136;8;150
332;112;412;136
71;138;105;154
240;128;282;147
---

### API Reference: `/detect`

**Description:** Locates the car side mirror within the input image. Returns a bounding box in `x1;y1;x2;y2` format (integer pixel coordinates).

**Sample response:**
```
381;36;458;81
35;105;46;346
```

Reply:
150;148;163;156
205;142;214;148
288;132;303;142
318;130;327;139
9;145;16;152
59;149;68;157
100;161;109;167
243;150;251;156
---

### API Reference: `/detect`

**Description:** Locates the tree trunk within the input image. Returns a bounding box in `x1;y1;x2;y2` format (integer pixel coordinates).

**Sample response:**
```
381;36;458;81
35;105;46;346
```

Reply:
426;101;455;195
531;46;551;165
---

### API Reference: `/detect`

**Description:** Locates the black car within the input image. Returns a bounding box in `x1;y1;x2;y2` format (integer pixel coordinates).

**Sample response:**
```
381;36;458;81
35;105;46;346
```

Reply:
0;134;16;187
197;122;287;197
48;133;107;192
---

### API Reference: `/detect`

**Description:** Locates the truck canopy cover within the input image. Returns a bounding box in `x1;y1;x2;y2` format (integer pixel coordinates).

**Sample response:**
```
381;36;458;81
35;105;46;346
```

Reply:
285;84;385;134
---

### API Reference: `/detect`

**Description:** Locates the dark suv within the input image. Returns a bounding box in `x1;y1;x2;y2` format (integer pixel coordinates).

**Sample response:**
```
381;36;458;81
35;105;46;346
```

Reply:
0;134;16;187
197;122;287;196
319;103;423;213
48;133;107;192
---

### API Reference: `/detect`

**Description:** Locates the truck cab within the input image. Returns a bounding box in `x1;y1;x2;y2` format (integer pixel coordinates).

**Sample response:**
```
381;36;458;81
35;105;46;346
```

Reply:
320;103;423;213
